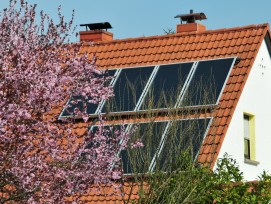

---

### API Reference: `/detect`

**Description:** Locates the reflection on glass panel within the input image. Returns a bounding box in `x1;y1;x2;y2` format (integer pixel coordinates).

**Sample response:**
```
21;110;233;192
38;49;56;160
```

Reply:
61;95;99;116
61;69;116;116
157;118;211;172
140;63;193;110
121;121;168;174
182;58;234;106
86;124;125;149
103;66;154;113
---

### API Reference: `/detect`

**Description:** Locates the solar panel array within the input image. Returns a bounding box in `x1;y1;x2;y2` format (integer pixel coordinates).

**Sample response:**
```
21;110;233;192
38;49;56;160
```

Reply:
61;57;236;173
60;57;236;117
89;118;211;174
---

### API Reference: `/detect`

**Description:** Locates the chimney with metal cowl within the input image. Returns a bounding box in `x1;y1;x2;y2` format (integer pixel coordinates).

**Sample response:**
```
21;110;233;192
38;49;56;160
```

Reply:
175;10;207;33
79;22;113;42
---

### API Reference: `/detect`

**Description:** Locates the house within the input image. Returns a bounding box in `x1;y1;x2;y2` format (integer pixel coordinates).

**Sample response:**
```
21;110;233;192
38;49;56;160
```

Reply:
52;11;271;203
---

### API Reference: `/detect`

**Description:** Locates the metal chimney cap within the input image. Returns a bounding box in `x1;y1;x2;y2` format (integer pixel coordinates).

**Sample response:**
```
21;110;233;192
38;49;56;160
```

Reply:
175;11;207;23
80;22;113;31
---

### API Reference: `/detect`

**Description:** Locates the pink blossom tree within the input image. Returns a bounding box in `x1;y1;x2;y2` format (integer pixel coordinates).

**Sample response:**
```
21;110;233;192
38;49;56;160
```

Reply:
0;0;130;203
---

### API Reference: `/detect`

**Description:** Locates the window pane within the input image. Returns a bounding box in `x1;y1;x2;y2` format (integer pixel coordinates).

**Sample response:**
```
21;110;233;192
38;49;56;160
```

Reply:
244;115;250;139
244;138;250;159
103;66;154;113
181;58;234;106
140;62;193;110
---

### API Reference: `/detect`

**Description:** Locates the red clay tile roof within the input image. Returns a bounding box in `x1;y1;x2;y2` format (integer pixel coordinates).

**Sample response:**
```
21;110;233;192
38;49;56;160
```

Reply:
66;182;147;204
78;23;270;168
52;23;270;202
79;24;268;71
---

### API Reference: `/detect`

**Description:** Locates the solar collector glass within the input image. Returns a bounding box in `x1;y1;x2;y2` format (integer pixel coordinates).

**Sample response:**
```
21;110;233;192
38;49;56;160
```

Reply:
61;69;116;116
181;58;234;106
157;118;211;171
121;121;168;174
102;66;154;113
140;62;193;110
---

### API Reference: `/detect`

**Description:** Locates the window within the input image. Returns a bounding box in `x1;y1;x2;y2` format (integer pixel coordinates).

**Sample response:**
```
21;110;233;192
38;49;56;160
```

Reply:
244;113;256;161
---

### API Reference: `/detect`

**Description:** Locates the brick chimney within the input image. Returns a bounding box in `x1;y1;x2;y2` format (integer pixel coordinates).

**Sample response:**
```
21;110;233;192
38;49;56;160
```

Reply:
79;30;113;42
79;22;113;42
175;10;207;33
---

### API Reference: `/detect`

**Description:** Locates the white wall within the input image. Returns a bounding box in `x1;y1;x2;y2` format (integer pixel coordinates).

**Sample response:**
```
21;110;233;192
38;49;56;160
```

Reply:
215;39;271;181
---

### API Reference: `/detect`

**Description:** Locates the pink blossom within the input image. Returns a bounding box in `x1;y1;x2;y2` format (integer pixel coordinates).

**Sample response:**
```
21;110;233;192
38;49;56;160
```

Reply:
0;0;129;203
112;171;121;180
131;139;144;149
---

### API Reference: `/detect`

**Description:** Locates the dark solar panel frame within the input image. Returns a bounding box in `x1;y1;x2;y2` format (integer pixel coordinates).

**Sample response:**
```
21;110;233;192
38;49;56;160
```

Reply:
148;121;172;172
89;121;161;174
193;118;213;159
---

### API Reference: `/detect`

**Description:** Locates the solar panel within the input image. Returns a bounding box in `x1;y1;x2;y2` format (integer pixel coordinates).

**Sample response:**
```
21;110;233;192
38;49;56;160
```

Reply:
88;122;165;174
89;124;123;137
86;124;126;149
180;58;235;106
121;121;168;174
60;57;235;118
156;118;211;172
60;69;116;117
140;62;193;110
59;58;236;174
61;95;99;116
102;66;154;113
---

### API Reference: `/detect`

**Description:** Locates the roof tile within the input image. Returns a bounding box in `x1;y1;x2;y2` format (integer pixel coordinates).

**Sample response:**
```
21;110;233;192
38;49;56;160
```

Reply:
210;33;217;42
213;40;220;48
233;31;240;39
203;49;211;57
204;34;212;42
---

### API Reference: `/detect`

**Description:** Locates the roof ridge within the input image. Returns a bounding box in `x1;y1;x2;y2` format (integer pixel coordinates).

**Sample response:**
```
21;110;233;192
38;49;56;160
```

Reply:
197;23;269;35
81;23;270;47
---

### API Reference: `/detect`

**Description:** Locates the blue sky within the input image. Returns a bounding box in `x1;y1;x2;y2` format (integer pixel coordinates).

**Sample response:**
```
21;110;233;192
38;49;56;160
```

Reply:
1;0;271;42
